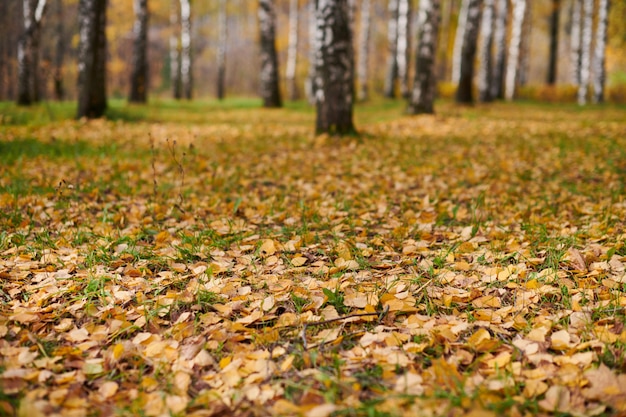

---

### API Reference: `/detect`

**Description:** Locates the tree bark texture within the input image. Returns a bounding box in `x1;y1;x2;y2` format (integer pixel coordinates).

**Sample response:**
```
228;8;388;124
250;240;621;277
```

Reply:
305;0;317;104
53;0;64;100
407;0;440;114
547;0;560;85
129;0;149;103
437;0;452;81
286;0;299;101
384;0;399;98
491;0;508;99
217;0;227;100
170;0;181;99
455;0;481;104
592;0;609;104
397;0;411;98
570;0;582;85
259;0;282;107
477;0;494;102
451;0;469;84
179;0;192;99
577;0;592;105
77;0;107;119
315;0;355;135
17;0;48;106
357;0;371;101
504;0;525;101
518;1;531;86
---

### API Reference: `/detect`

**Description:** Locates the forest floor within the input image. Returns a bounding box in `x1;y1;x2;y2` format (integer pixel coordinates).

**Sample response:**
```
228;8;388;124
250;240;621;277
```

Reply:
1;99;626;417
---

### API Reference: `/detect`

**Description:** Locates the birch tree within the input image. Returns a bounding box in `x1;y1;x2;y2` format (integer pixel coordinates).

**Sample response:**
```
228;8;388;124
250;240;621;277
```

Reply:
17;0;48;106
170;0;181;99
570;0;582;85
455;0;481;104
437;0;452;80
577;0;592;105
384;0;399;98
259;0;281;107
592;0;609;103
491;0;508;99
76;0;107;119
129;0;149;103
53;0;64;100
286;0;299;101
305;1;317;104
357;0;371;101
477;0;494;102
397;0;411;98
504;0;525;101
407;0;440;114
217;0;227;100
179;0;192;99
547;0;560;85
451;0;469;84
315;0;355;134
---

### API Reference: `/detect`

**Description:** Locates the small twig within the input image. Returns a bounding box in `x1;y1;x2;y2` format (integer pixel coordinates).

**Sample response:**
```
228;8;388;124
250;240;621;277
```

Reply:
278;307;389;331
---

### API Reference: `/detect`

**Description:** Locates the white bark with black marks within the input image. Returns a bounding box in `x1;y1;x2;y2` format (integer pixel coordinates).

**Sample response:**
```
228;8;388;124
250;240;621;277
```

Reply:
592;0;609;104
577;0;592;105
491;0;508;99
477;0;494;102
570;0;582;86
259;0;282;107
17;0;48;105
129;0;149;103
504;0;525;101
451;0;469;84
179;0;192;99
455;0;481;104
286;0;299;101
397;0;411;98
357;0;371;101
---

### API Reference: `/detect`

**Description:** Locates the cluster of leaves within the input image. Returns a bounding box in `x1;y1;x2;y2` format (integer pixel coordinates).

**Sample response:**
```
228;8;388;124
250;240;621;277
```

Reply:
1;100;626;416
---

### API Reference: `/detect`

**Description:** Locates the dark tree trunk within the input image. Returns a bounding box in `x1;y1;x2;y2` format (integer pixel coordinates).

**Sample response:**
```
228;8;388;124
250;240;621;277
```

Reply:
17;0;48;106
407;0;440;114
76;0;107;119
170;0;181;99
259;0;281;107
305;0;317;104
383;0;399;98
455;0;481;104
477;0;494;102
216;0;227;100
315;0;355;135
53;0;64;100
547;0;560;85
129;0;149;103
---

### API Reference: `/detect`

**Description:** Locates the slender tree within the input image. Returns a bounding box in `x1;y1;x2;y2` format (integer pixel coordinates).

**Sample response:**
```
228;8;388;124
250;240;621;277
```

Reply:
170;0;181;99
77;0;107;119
518;1;531;86
592;0;609;103
305;0;317;104
407;0;440;114
216;0;227;100
455;0;482;104
129;0;149;103
259;0;281;107
451;0;469;84
397;0;411;98
570;0;582;85
547;0;560;85
179;0;192;99
357;0;371;101
315;0;355;134
491;0;508;99
384;0;399;97
17;0;48;106
285;0;299;101
53;0;64;100
577;0;592;105
437;0;452;80
477;0;494;102
504;0;525;100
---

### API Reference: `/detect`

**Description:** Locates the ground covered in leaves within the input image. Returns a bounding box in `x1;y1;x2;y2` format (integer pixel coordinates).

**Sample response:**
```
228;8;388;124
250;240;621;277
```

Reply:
1;100;626;417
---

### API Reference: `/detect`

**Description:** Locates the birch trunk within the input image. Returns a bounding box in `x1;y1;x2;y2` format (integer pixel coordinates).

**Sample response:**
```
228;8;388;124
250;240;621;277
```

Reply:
491;0;508;99
129;0;149;103
570;0;582;85
547;0;560;85
305;0;317;104
477;0;494;102
437;0;452;80
286;0;299;101
397;0;411;98
592;0;608;104
357;0;371;101
170;0;181;99
577;0;592;105
217;0;227;100
383;0;399;98
77;0;107;119
504;0;525;101
454;0;481;104
407;0;440;114
17;0;48;105
53;0;64;100
451;0;469;85
259;0;282;107
179;0;192;100
315;0;355;135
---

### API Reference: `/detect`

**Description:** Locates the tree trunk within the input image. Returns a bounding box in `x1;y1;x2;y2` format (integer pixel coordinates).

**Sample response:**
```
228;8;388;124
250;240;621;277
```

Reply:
504;0;525;101
76;0;107;119
259;0;281;107
547;0;560;85
577;0;592;105
305;0;317;104
129;0;149;103
170;0;181;99
518;1;531;86
451;0;469;85
217;0;227;100
477;0;494;102
17;0;48;106
570;0;582;86
437;0;452;81
357;0;371;101
491;0;508;99
592;0;608;104
315;0;355;135
286;0;299;101
383;0;399;98
455;0;481;104
53;0;64;100
407;0;440;114
397;0;411;98
179;0;192;100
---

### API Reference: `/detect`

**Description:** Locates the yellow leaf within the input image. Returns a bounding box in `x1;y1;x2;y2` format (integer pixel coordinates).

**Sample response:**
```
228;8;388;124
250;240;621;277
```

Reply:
291;256;307;266
219;356;232;369
550;330;572;350
260;239;277;257
98;381;119;399
467;328;491;350
262;295;275;311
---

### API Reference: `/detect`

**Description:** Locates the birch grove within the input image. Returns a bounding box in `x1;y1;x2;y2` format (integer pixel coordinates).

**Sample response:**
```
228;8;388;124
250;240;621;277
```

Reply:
179;0;192;99
505;0;526;101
